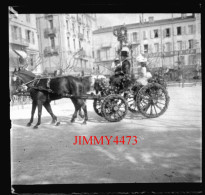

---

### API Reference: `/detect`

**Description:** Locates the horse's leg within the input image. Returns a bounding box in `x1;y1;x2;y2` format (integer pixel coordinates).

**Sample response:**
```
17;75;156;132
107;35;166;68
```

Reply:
70;98;80;123
33;100;43;129
43;101;60;126
27;101;37;127
78;108;84;118
80;100;88;125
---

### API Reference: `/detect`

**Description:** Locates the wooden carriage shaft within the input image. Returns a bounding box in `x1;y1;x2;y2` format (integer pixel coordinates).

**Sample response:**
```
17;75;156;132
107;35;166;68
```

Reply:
62;94;101;100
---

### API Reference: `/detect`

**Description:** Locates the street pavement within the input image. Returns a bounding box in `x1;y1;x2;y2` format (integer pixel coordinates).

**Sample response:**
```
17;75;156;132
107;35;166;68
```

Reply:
10;85;202;184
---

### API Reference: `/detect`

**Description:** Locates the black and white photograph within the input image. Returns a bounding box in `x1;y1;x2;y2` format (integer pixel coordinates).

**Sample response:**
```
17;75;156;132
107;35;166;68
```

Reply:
9;8;202;193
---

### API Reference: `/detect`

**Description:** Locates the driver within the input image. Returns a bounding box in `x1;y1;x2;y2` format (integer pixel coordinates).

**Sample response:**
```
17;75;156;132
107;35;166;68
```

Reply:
110;47;131;90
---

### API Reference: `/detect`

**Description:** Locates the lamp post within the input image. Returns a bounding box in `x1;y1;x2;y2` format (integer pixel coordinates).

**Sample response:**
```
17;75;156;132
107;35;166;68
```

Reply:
113;25;128;55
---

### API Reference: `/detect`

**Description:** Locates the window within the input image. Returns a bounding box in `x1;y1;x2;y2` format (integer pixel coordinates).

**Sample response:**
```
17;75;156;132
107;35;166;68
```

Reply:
97;50;100;60
177;41;182;50
78;26;80;33
105;48;110;60
66;20;69;30
177;27;182;35
87;30;89;39
165;28;170;37
50;37;55;49
165;42;171;52
79;41;81;49
154;43;159;53
26;14;30;23
67;37;70;49
154;29;158;38
188;55;196;65
32;32;35;44
25;30;31;43
73;39;76;50
188;39;194;49
49;19;53;29
11;25;18;40
188;25;194;34
72;23;75;33
144;44;148;53
143;31;147;40
132;32;137;42
30;54;34;66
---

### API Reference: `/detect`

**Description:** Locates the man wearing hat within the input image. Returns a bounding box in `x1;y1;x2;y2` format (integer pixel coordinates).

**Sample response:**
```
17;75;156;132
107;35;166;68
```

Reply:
109;47;131;90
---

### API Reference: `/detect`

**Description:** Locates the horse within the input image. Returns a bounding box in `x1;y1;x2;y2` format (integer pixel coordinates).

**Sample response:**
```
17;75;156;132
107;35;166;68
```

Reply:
12;68;92;128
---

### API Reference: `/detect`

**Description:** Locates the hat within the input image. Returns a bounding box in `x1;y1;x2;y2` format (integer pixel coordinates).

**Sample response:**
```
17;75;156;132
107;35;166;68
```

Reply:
114;57;120;61
136;54;147;62
121;51;129;57
121;47;129;52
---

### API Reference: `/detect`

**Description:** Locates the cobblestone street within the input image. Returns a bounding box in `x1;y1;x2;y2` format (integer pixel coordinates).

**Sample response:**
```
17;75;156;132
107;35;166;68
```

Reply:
10;85;202;184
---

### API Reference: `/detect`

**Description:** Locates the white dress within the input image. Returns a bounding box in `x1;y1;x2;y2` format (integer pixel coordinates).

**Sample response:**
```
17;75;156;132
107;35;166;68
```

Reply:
137;67;152;85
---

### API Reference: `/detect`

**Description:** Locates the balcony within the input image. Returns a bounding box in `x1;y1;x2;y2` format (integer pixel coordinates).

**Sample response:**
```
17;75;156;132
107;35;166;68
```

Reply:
10;37;29;47
132;40;140;45
44;46;59;57
78;33;84;40
101;43;111;48
44;28;57;38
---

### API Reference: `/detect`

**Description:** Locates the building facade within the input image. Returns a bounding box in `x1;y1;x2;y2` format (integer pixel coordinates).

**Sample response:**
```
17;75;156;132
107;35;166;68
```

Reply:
93;14;201;77
36;14;97;76
9;14;41;73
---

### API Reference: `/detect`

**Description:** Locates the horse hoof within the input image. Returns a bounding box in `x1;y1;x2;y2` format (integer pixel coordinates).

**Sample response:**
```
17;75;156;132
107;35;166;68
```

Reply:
70;119;75;123
26;123;31;127
79;114;85;119
33;126;38;129
55;121;60;126
82;121;87;125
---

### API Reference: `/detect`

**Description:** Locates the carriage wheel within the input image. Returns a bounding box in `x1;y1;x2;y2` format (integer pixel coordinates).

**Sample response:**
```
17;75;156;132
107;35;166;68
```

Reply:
136;83;170;118
127;93;138;113
93;99;104;117
101;94;128;122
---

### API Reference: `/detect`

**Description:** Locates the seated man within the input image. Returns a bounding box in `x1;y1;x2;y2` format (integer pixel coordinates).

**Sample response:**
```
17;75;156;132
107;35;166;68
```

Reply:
110;48;131;91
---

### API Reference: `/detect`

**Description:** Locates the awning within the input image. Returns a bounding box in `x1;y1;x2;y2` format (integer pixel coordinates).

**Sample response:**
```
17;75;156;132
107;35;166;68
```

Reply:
14;50;28;59
9;48;19;68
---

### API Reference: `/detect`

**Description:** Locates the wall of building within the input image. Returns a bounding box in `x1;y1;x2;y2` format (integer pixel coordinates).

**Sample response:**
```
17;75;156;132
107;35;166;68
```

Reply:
93;14;201;78
36;14;97;76
9;14;41;73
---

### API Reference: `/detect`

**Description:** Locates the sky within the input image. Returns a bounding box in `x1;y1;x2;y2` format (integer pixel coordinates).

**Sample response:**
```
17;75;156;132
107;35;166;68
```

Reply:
96;13;192;28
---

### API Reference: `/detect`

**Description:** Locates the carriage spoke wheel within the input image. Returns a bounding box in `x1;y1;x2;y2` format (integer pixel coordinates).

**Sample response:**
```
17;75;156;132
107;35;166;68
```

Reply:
126;93;138;113
93;99;104;117
101;94;128;122
137;83;170;118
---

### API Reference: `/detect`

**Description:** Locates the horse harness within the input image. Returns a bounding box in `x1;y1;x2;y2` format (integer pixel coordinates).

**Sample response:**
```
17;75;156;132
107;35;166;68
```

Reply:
29;76;53;93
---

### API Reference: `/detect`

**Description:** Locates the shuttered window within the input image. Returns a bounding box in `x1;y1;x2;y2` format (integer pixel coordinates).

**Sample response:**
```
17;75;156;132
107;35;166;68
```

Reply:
177;27;182;35
154;29;159;38
177;41;182;50
133;32;137;42
188;39;194;49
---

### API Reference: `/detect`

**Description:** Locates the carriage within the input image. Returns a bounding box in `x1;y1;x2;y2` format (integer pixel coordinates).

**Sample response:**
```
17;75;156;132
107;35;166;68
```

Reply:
92;72;170;122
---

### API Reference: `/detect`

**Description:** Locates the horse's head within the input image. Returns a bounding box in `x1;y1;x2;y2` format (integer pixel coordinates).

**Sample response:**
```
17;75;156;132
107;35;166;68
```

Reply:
12;67;36;84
